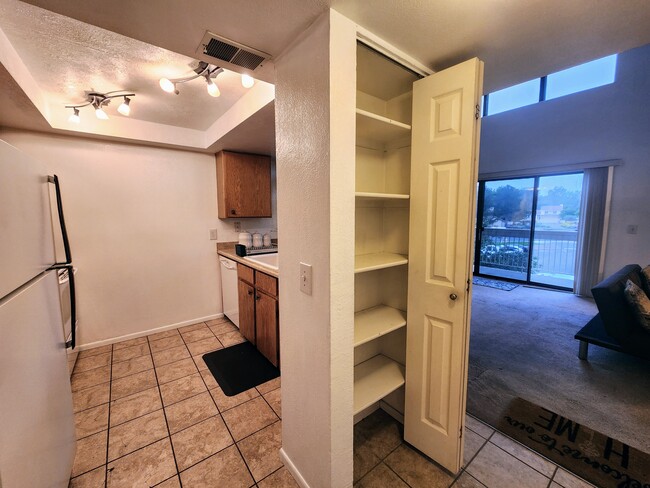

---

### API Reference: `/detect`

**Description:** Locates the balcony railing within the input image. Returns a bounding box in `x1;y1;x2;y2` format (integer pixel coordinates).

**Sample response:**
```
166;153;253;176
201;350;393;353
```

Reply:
479;228;577;286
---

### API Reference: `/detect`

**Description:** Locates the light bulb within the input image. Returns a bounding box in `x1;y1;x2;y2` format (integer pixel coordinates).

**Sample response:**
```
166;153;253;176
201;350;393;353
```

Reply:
95;107;109;120
159;77;176;93
241;74;255;88
68;108;80;124
117;97;131;116
206;78;220;97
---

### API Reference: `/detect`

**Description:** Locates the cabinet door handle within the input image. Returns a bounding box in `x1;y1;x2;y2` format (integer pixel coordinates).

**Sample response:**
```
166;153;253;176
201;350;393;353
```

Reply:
255;294;261;300
247;290;253;296
230;209;237;215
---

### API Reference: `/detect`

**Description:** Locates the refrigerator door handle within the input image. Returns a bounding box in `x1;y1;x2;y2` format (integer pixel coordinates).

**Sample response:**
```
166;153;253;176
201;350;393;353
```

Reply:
63;264;76;350
47;174;72;265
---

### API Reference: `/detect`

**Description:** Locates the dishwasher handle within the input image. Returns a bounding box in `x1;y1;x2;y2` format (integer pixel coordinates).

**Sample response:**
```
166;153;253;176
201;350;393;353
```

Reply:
219;258;236;270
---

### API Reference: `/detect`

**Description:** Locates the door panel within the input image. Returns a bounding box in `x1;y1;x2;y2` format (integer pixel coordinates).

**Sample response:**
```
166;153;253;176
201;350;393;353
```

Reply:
405;58;483;473
426;161;460;284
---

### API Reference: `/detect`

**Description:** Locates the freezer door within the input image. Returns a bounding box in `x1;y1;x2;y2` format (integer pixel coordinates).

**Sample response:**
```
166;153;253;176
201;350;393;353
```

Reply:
0;140;56;299
0;271;76;488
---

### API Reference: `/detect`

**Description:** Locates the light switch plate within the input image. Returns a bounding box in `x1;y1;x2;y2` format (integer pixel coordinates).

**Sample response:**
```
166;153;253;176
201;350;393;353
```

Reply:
300;262;312;295
209;228;218;240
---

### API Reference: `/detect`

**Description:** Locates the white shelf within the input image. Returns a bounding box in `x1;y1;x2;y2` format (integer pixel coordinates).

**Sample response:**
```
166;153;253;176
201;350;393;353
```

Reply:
356;109;411;145
355;252;408;273
354;355;405;415
355;306;407;347
355;192;409;200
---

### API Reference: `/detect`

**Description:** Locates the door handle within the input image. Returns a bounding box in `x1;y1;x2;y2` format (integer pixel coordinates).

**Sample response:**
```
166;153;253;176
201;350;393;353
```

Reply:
47;175;72;266
449;293;458;301
62;264;76;349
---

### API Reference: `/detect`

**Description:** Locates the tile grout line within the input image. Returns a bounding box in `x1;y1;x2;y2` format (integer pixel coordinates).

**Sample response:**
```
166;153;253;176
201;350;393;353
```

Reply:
189;330;259;485
451;432;490;486
487;436;556;480
147;335;184;487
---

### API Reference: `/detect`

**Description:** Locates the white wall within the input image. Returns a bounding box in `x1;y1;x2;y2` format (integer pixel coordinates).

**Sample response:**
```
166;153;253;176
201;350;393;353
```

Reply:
0;129;276;346
275;10;355;488
479;43;650;276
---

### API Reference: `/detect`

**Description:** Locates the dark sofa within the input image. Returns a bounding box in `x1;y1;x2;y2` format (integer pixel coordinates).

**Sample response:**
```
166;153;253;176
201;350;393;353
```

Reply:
575;264;650;360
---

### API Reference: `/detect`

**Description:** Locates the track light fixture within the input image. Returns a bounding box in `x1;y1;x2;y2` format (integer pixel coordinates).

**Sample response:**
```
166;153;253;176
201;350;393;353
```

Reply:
159;61;254;97
65;91;135;123
159;61;224;97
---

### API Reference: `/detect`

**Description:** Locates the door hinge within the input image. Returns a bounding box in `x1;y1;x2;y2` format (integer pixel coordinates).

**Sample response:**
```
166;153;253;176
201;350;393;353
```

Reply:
475;104;481;119
460;426;463;439
467;278;471;292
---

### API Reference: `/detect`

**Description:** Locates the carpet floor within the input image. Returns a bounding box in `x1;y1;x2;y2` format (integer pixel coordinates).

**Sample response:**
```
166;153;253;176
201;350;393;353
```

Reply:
467;283;650;454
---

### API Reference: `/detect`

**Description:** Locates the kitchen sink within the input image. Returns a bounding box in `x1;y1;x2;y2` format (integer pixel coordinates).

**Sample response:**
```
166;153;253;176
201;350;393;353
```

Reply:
243;253;278;272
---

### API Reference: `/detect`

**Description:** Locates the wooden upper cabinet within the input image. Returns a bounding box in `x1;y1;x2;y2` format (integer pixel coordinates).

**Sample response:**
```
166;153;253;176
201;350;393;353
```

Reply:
216;150;272;218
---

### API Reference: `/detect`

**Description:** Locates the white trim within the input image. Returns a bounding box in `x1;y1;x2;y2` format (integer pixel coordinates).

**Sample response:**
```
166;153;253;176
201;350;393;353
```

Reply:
479;159;623;181
74;313;223;351
598;166;615;281
279;448;311;488
356;26;433;77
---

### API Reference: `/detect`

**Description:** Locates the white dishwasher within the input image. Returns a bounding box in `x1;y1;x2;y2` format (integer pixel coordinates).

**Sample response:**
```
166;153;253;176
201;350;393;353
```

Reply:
219;256;239;327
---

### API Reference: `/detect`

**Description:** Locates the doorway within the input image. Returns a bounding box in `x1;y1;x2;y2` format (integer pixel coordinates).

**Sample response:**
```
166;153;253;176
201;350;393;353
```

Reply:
474;172;584;290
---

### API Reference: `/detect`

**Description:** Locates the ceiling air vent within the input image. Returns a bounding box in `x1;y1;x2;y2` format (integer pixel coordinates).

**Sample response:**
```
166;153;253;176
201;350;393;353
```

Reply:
196;32;270;72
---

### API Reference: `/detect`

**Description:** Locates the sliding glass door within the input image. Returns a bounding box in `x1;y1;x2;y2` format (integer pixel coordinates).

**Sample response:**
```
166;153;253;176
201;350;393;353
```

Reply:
475;173;583;290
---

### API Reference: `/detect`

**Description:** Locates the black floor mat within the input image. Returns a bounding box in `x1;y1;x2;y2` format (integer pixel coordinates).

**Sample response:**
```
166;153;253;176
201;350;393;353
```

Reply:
202;342;280;397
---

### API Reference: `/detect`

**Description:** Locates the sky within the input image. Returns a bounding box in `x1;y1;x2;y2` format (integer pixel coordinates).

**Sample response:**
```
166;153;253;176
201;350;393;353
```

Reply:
486;173;583;195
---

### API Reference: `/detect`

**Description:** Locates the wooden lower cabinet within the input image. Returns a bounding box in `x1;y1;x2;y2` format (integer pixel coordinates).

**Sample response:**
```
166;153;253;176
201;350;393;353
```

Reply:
238;280;256;344
237;263;280;367
255;291;279;367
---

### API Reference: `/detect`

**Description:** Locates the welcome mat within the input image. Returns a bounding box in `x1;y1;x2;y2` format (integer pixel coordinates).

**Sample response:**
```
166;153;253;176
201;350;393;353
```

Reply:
494;398;650;488
473;276;519;291
203;342;279;397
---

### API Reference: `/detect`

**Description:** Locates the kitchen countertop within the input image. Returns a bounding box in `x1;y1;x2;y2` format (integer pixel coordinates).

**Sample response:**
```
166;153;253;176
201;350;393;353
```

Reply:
217;243;279;278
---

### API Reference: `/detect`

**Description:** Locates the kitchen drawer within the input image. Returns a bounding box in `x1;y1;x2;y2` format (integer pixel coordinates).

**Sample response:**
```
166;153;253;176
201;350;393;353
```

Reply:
255;271;277;297
237;263;254;284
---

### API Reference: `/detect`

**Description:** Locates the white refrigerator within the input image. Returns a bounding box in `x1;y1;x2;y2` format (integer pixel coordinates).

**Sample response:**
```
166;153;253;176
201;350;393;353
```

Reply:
0;140;76;487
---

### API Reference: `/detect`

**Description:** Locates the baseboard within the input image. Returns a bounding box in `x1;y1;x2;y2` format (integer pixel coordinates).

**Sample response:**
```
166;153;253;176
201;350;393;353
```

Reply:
354;402;380;424
279;448;311;488
379;400;404;424
75;313;224;351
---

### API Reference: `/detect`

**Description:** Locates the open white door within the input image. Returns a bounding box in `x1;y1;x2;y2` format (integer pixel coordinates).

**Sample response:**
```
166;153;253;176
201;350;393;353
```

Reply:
404;58;483;473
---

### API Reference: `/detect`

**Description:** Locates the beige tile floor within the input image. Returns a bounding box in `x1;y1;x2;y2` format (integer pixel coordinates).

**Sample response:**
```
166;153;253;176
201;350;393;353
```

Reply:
353;410;596;488
68;318;294;488
69;317;596;488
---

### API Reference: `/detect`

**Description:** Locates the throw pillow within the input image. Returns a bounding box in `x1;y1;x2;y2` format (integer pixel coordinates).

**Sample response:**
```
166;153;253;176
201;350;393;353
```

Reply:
641;265;650;297
623;279;650;333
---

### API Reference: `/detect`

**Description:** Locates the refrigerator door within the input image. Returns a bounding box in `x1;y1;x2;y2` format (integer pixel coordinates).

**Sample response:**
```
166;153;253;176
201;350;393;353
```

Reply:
0;140;56;298
0;271;76;488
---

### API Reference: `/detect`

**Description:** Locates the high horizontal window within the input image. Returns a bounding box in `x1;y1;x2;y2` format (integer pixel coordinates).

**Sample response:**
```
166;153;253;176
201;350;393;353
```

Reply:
486;79;541;116
546;54;617;100
483;54;618;117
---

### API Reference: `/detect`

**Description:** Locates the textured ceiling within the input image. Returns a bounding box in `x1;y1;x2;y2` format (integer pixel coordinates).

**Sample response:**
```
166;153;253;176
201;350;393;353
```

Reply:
333;0;650;92
2;0;649;149
0;0;260;131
